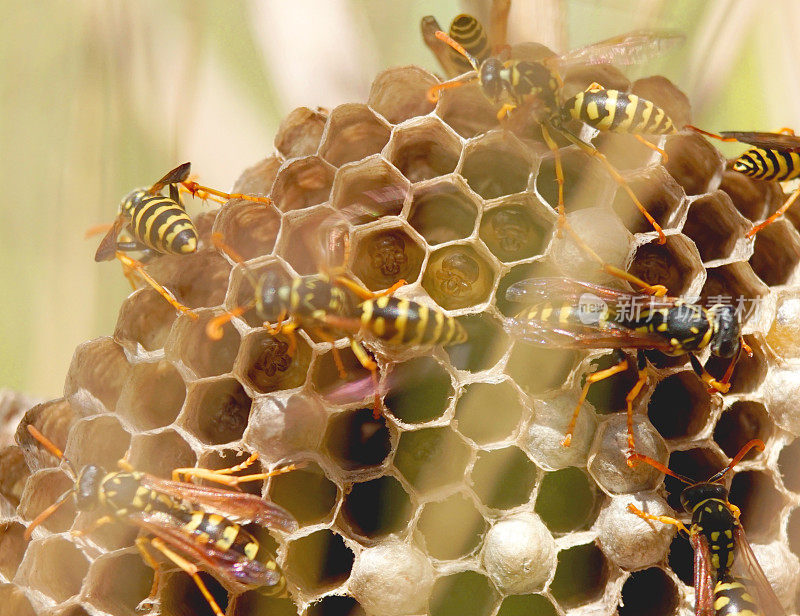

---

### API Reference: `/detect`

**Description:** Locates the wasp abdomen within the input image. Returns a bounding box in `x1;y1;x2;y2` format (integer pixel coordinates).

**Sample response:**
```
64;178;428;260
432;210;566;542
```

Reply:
713;576;762;616
130;194;198;255
565;88;677;135
360;296;467;347
449;14;490;73
734;147;800;182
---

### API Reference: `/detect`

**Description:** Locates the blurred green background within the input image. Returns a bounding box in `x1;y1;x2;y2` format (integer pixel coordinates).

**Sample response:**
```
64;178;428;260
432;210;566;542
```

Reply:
1;0;795;399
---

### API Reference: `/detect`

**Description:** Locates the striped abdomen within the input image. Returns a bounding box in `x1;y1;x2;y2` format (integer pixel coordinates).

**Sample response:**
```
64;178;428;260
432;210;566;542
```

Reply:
127;192;198;255
516;301;611;328
359;296;467;347
713;576;764;616
564;87;677;135
449;14;490;73
733;147;800;182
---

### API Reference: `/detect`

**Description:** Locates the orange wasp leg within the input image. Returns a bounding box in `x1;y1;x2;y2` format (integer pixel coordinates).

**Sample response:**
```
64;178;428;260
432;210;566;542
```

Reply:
747;185;800;237
350;338;382;419
334;276;407;301
172;455;299;488
627;504;691;535
624;366;649;461
116;253;198;319
181;180;273;206
136;536;165;605
633;134;669;163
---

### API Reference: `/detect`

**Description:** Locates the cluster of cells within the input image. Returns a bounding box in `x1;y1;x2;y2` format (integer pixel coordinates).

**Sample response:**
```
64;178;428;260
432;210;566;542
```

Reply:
1;56;800;616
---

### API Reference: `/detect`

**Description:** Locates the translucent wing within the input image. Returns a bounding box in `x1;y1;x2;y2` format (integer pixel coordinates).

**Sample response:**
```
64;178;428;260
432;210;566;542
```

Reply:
553;29;684;71
149;162;192;194
732;526;786;616
505;277;679;309
139;474;298;533
690;533;715;616
94;216;125;262
720;131;800;153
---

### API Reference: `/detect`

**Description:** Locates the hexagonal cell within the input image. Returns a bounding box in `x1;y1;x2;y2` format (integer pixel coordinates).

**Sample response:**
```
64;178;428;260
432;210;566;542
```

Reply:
0;446;31;506
182;378;252;445
385;117;460;183
471;447;537;510
271;156;336;212
496;594;558;616
714;401;771;460
279;208;339;275
535;467;595;533
340;476;413;540
549;543;609;608
350;226;425;290
320;104;391;167
719;169;783;222
368;66;438;124
647;371;712;442
461;133;532;200
705;334;766;394
231;592;297;616
169;312;239;378
116;360;185;430
628;235;703;297
700;262;767;325
611;166;685;235
63;337;129;414
436;82;499;139
285;529;354;594
779;438;800;493
664;133;725;196
0;585;36;616
275;107;327;158
729;470;784;542
417;493;486;560
479;200;550;263
422;244;495;310
324;408;390;472
304;595;366;616
66;415;130;471
16;535;89;602
17;469;75;536
618;568;678;616
536;148;612;214
594;131;660;173
84;552;153;616
494;260;562;317
384;357;453;424
247;394;327;460
395;426;471;494
767;292;800;360
407;179;479;245
429;570;497;616
681;191;748;263
237;331;311;394
232;156;282;196
445;312;510;373
16;399;76;471
114;287;177;353
749;221;800;287
506;344;579;396
268;462;338;527
0;523;28;580
454;381;523;445
160;570;228;616
128;430;196;478
313;346;373;407
329;156;409;222
146;250;232;311
212;200;281;261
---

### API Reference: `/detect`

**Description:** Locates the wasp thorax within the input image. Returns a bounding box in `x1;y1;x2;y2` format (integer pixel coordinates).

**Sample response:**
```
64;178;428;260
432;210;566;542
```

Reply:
75;465;105;510
479;58;504;103
119;188;147;216
709;304;741;358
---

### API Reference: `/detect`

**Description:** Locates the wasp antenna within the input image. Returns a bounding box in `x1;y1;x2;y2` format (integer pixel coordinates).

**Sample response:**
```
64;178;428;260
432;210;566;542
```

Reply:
684;125;737;142
627;452;695;485
26;425;78;477
707;439;765;484
434;30;480;71
23;488;74;540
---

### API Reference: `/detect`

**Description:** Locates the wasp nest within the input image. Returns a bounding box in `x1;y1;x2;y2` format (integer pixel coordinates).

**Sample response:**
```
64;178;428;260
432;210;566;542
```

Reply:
1;60;800;616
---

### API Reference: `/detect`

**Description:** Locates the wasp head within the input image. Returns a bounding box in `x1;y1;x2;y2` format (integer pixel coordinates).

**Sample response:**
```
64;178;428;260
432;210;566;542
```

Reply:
74;465;105;510
679;482;728;513
479;58;504;103
255;271;290;322
709;304;741;358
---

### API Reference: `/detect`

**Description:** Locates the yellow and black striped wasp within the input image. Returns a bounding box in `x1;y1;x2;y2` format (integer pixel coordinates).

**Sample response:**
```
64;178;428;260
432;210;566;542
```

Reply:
22;424;298;616
628;439;785;616
208;217;468;418
687;126;800;238
92;162;271;318
426;21;683;294
504;278;747;455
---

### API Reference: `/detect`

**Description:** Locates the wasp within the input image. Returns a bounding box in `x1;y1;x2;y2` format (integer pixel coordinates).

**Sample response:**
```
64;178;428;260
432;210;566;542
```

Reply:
22;424;298;616
504;278;748;455
628;439;785;616
92;162;272;318
686;126;800;238
427;25;683;294
208;233;467;418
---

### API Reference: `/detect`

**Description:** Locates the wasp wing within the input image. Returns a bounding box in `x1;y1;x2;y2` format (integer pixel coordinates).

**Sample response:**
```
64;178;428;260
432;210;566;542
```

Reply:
553;29;684;71
138;474;298;533
505;277;679;307
94;216;125;262
149;162;192;194
130;512;282;589
731;526;786;616
690;533;716;616
720;131;800;153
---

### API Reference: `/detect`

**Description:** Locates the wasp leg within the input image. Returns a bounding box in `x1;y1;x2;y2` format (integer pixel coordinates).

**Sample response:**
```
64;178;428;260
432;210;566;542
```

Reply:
559;127;667;243
181;179;272;206
496;103;517;122
688;353;731;394
624;350;649;462
350;338;382;419
136;536;163;607
626;504;691;534
71;514;114;538
633;134;669;163
116;253;198;319
147;537;225;616
541;124;566;236
172;458;299;487
747;184;800;237
334;275;407;301
564;351;630;447
308;327;348;380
